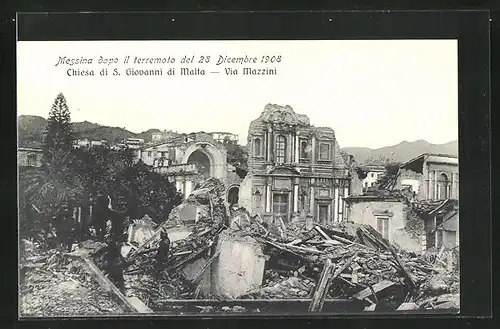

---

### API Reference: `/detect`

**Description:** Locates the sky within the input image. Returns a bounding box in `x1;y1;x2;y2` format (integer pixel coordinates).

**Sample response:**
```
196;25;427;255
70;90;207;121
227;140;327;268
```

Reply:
17;40;458;149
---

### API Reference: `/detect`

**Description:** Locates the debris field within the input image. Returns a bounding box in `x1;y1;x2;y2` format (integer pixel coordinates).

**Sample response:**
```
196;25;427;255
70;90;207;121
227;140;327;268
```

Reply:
19;178;459;315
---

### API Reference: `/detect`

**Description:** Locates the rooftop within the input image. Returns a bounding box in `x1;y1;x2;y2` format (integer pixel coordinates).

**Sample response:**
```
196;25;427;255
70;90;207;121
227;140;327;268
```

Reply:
400;153;458;172
412;198;458;216
18;147;43;152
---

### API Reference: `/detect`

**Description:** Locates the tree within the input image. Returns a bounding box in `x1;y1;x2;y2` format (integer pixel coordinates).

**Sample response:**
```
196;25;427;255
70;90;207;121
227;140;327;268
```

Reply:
100;160;183;223
43;93;74;161
70;146;182;223
223;139;248;170
19;149;84;240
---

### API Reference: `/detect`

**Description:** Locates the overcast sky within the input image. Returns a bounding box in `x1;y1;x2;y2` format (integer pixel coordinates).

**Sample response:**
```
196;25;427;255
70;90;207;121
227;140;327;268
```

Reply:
17;40;458;149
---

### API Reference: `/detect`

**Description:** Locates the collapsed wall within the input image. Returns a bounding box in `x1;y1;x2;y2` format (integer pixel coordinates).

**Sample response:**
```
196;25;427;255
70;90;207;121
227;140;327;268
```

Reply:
211;230;266;299
167;178;228;226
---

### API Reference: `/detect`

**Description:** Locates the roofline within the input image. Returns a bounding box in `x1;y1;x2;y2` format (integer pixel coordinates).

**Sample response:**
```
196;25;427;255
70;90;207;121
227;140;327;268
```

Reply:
18;147;43;152
428;198;457;215
210;132;238;135
400;153;458;168
344;195;404;202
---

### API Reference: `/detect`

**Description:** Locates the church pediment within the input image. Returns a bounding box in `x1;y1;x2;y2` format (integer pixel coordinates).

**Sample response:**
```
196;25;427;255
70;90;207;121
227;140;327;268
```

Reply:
267;165;301;176
262;104;310;126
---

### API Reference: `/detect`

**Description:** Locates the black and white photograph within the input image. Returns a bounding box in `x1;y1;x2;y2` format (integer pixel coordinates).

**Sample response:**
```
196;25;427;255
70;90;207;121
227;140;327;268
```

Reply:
17;36;461;316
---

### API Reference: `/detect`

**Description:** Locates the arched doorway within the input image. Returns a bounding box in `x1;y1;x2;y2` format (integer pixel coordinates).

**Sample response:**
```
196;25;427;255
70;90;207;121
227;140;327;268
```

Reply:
187;150;211;179
227;186;239;206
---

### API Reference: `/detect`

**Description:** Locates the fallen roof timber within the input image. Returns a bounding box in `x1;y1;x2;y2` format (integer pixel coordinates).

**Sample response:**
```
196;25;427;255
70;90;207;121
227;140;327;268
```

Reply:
80;256;153;314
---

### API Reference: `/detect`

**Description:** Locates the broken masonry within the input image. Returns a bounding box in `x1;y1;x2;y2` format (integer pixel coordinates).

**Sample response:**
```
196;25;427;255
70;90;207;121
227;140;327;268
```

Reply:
70;177;459;313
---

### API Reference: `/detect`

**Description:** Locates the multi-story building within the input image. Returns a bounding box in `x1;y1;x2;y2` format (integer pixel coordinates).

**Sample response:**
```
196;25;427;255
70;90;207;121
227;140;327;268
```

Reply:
136;132;234;199
17;147;43;167
344;152;459;252
394;153;458;200
239;104;351;224
152;130;181;142
210;132;239;144
124;138;145;149
359;164;386;191
73;139;108;148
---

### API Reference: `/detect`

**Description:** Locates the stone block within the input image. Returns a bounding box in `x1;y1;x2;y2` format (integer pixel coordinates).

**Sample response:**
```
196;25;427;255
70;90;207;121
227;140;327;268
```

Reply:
211;231;266;298
166;226;193;242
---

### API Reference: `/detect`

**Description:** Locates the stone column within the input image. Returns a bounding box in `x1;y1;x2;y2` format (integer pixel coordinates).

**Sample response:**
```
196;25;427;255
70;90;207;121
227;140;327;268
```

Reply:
295;134;300;163
287;191;292;220
266;183;271;212
185;180;193;198
427;171;433;200
263;131;267;161
267;127;272;162
334;186;339;222
286;133;292;163
309;178;315;217
434;171;438;200
293;183;299;212
452;173;458;198
311;134;316;165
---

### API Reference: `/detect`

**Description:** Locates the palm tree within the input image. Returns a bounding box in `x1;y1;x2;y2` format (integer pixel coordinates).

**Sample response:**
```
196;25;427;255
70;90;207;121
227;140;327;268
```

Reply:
19;149;84;218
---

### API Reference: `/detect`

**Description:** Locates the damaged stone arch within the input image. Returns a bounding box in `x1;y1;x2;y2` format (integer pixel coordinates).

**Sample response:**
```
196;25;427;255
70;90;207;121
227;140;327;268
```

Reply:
182;142;227;181
226;184;240;206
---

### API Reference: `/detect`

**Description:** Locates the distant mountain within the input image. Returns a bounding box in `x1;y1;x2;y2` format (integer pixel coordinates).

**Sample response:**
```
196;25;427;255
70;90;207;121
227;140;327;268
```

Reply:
17;115;150;148
342;139;458;165
74;126;137;144
18;115;458;166
73;120;101;133
136;129;163;142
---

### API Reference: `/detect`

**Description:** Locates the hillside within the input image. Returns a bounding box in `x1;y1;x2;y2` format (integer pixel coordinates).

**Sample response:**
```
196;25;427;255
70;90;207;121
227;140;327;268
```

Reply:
18;115;458;166
18;115;143;148
342;139;458;165
17;116;183;147
18;115;47;148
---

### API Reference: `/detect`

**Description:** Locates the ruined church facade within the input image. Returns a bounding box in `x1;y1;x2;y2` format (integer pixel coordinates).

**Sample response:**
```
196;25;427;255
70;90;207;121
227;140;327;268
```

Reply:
239;104;351;224
136;132;229;199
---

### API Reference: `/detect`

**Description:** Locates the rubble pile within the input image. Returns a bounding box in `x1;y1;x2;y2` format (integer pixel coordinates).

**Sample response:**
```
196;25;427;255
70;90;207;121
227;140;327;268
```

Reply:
116;178;229;307
19;240;124;316
20;172;459;314
230;217;459;311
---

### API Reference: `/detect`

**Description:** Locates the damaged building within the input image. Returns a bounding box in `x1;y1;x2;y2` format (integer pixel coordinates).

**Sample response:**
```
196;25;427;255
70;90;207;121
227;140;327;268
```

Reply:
344;193;459;253
239;104;351;224
344;152;459;253
135;132;244;204
393;153;459;200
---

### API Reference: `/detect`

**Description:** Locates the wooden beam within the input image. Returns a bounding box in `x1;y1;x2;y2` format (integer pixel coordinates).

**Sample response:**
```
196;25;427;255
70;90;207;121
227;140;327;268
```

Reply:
353;280;396;300
314;226;332;240
309;253;358;312
308;259;335;312
80;256;140;313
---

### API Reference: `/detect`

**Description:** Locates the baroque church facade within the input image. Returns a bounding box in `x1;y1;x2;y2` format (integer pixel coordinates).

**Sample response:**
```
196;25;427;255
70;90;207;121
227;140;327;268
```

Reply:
239;104;352;224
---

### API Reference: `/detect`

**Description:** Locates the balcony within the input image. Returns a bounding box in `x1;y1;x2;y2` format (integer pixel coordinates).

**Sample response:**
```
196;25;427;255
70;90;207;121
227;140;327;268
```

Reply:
155;163;198;176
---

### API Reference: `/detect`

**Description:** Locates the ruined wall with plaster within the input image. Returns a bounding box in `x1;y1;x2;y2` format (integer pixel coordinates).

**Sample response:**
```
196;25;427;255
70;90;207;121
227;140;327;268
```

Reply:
349;171;364;196
346;200;422;252
238;175;254;213
395;169;425;197
211;231;266;298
